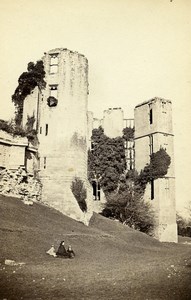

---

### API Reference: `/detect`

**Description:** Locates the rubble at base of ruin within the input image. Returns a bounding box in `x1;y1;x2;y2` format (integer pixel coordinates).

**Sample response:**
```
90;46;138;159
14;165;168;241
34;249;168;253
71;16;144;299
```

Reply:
0;167;42;203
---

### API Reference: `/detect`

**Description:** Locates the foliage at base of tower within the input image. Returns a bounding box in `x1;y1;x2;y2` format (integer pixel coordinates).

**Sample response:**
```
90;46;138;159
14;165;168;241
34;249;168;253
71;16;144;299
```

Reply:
102;189;155;234
88;126;126;194
71;177;87;212
12;60;46;125
176;212;191;237
101;148;171;234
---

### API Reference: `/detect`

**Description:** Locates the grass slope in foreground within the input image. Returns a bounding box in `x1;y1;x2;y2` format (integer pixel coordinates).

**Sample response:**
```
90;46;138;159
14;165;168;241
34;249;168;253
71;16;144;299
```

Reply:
0;195;191;300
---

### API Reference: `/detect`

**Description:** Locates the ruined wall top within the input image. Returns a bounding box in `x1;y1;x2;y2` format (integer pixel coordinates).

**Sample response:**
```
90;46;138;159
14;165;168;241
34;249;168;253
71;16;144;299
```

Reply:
135;97;172;109
43;48;88;62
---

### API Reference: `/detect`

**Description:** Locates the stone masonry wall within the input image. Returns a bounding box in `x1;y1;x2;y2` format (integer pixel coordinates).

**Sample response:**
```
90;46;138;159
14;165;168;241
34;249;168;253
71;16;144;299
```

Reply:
35;49;92;223
134;98;177;242
103;108;124;138
0;167;42;202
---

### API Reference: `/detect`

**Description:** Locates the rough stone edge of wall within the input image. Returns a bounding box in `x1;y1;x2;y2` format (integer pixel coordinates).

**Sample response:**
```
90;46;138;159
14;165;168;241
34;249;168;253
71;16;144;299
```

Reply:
0;167;93;226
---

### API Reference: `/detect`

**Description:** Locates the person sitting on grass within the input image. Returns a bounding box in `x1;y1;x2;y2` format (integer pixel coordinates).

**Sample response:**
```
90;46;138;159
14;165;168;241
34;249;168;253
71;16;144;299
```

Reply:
56;241;68;258
67;245;75;259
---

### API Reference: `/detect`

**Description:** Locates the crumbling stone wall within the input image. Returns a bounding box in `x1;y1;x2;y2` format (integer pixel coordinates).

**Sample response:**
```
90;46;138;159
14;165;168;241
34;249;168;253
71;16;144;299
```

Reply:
0;130;40;203
0;167;42;202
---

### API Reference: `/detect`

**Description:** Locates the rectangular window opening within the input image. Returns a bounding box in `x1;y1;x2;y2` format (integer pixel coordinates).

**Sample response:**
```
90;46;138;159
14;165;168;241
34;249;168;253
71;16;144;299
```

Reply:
50;54;58;74
151;179;154;200
50;85;58;98
40;127;42;134
44;157;46;169
150;108;153;124
45;124;48;136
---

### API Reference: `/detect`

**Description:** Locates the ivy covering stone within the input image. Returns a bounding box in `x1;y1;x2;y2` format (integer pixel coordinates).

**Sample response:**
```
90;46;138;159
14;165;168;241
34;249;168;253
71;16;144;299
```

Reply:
88;126;127;194
88;126;171;234
12;60;46;125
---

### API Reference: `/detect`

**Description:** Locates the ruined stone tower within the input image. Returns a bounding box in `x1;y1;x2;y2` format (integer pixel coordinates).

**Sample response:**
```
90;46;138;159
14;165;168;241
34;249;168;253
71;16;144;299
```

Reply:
22;48;90;221
134;97;177;242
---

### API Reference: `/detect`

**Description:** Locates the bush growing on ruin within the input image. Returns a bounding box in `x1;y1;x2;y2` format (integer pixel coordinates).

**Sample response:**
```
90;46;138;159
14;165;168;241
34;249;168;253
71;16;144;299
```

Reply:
102;191;155;234
71;177;87;212
0;119;26;137
101;149;171;234
102;171;155;234
122;127;134;140
137;148;171;190
0;116;38;145
88;126;171;234
88;126;126;194
12;60;46;125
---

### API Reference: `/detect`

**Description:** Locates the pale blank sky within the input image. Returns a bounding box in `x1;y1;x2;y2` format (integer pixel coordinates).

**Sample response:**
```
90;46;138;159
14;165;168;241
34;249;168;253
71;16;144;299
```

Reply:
0;0;191;214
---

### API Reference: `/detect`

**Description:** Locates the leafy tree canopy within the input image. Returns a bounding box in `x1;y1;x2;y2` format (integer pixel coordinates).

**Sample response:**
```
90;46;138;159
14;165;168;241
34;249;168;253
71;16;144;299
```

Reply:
137;148;171;190
88;126;171;234
122;127;134;140
101;148;171;234
88;127;126;194
102;188;155;234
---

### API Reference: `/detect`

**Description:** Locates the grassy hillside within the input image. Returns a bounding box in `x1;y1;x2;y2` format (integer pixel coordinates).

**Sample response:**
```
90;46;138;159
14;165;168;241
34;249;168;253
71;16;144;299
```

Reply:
0;195;191;300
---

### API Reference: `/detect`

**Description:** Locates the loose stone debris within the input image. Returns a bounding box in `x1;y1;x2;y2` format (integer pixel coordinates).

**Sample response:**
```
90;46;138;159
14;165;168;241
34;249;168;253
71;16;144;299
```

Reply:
5;259;26;266
0;167;42;203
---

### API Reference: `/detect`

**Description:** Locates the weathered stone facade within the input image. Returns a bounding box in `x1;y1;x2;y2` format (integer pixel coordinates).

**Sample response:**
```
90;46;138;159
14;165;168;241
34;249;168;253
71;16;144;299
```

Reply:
22;48;92;223
134;97;177;243
0;130;27;169
0;167;41;202
102;108;124;138
90;99;177;242
0;130;41;201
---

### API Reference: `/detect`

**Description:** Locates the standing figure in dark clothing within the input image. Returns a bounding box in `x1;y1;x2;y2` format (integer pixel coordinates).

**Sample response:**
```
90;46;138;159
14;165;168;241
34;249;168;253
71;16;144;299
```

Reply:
56;241;68;258
67;245;75;259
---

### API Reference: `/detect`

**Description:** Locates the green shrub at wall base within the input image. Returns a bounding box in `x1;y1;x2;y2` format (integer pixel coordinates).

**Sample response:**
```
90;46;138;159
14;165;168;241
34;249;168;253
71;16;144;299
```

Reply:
71;177;87;212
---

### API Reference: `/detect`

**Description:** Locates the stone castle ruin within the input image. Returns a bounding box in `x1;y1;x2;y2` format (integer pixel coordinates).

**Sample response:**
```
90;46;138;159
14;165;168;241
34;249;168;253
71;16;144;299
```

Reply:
0;48;177;242
22;48;91;222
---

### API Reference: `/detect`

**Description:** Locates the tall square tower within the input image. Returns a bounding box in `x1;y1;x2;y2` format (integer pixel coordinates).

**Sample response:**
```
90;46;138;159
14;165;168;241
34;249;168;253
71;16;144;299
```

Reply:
134;97;177;242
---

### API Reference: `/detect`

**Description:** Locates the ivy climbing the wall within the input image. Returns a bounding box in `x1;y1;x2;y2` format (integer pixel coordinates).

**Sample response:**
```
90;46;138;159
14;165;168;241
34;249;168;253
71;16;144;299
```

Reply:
88;126;171;234
136;148;171;191
88;126;127;194
102;148;171;234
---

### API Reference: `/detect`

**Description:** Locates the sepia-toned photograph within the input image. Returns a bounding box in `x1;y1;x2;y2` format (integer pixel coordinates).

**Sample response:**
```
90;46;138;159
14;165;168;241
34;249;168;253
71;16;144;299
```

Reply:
0;0;191;299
